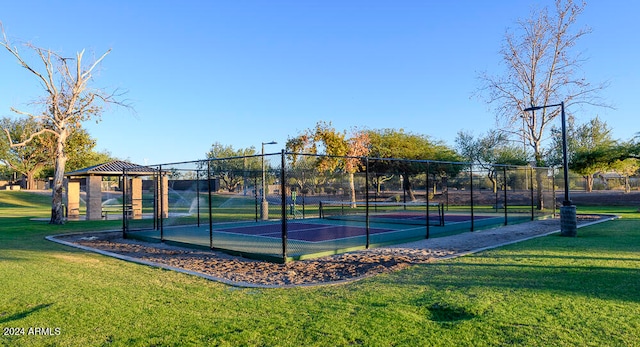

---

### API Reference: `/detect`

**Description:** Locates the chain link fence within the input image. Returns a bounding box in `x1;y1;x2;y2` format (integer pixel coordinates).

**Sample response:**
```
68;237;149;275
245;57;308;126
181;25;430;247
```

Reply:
122;152;555;262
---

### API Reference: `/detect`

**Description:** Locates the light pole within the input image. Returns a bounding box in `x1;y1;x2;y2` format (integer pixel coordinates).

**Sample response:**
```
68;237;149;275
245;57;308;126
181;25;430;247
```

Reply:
523;101;577;236
261;141;277;220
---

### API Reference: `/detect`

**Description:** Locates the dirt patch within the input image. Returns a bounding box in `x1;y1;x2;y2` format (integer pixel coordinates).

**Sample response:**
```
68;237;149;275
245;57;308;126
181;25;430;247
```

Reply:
54;215;611;287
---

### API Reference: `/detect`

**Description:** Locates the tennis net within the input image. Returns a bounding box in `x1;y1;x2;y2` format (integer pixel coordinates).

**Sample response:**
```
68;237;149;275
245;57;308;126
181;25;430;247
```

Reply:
318;200;444;226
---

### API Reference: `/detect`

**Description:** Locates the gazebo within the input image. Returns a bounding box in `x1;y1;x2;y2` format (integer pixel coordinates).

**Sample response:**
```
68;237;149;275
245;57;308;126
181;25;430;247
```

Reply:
64;160;167;220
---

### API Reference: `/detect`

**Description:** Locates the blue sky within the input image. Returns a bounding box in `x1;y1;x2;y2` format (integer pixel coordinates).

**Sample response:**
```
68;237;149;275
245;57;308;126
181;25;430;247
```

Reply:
1;1;638;165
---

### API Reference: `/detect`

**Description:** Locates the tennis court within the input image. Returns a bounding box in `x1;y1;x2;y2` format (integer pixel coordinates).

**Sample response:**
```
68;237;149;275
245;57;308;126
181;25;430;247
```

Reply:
122;151;556;262
126;211;526;261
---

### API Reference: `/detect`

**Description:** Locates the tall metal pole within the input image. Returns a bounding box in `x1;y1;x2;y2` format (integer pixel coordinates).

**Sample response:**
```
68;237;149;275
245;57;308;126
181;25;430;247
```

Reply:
560;102;571;206
524;102;576;236
558;101;577;236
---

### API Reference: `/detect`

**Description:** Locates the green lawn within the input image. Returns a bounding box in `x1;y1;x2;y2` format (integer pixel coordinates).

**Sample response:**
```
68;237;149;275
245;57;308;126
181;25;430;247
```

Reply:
1;191;639;346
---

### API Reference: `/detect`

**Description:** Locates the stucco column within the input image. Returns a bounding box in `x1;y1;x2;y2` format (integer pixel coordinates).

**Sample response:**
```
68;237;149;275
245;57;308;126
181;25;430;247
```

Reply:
156;175;169;219
65;179;81;219
131;178;143;219
85;175;103;220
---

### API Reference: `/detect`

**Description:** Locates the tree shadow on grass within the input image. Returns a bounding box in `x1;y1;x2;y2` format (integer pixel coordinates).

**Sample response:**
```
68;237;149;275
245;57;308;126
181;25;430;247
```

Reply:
376;219;640;302
0;303;52;324
478;252;640;263
425;302;476;323
382;259;640;303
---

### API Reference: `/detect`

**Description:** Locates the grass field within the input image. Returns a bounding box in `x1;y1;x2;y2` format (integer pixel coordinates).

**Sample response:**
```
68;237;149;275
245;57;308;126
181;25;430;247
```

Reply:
1;190;639;346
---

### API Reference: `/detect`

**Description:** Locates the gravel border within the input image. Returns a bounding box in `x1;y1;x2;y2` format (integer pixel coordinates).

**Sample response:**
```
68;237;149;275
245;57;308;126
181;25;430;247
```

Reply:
47;215;616;288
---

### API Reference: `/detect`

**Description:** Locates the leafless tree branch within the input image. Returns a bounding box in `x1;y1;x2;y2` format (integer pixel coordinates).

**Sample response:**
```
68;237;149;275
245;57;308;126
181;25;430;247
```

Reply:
1;21;131;224
3;127;57;147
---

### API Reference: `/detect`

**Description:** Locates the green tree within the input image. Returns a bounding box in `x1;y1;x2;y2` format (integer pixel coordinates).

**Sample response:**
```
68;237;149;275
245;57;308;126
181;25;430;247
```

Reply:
609;158;639;193
0;118;119;189
367;129;461;201
559;117;617;191
570;147;614;192
285;154;326;196
631;135;640;157
1;117;114;189
0;163;11;181
286;121;369;206
456;130;528;193
63;128;119;172
206;142;259;192
615;135;640;160
0;117;53;189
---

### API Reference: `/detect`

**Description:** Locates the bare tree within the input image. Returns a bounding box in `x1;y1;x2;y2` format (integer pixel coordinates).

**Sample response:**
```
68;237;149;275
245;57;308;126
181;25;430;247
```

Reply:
478;0;607;209
1;23;129;224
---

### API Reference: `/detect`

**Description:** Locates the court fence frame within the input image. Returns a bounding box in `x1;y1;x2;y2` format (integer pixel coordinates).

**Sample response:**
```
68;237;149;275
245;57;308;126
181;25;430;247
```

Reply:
121;151;556;262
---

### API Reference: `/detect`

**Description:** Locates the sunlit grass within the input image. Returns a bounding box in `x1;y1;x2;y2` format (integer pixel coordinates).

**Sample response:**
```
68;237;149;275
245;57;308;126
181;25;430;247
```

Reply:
0;190;639;346
575;205;640;219
0;191;52;217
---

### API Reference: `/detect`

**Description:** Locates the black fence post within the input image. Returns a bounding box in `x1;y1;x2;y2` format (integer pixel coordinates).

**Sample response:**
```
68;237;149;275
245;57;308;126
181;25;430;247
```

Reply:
122;168;127;238
254;177;259;222
425;161;430;239
159;165;164;242
153;169;157;231
445;175;449;212
495;165;500;214
530;166;535;221
553;169;557;217
365;157;370;249
196;169;200;228
207;160;213;249
470;163;474;232
281;150;288;262
503;166;508;226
